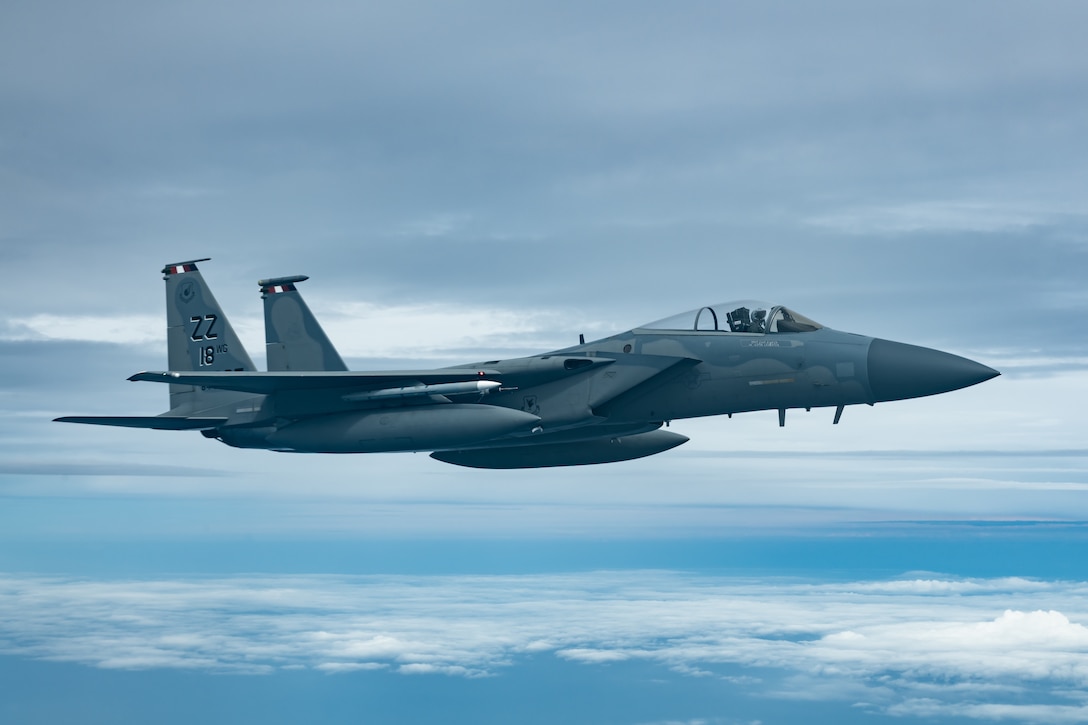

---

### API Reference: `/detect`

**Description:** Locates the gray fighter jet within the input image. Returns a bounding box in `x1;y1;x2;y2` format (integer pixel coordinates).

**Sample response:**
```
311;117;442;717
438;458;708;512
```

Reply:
56;259;999;468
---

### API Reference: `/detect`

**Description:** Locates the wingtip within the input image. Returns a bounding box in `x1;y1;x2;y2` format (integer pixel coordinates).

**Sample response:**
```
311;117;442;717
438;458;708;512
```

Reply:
128;371;167;382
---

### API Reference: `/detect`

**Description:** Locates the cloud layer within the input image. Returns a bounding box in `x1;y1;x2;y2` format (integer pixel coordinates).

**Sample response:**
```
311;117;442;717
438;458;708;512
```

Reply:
2;571;1088;721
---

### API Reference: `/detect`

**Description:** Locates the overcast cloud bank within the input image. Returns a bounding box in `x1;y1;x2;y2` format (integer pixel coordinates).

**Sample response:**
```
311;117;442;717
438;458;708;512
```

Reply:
1;571;1086;721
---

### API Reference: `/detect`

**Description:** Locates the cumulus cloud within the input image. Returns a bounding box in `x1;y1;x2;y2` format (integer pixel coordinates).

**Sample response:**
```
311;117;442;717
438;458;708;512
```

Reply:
2;572;1088;721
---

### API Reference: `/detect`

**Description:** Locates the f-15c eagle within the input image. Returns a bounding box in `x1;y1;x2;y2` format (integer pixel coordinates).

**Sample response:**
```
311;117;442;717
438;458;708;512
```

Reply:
56;259;998;468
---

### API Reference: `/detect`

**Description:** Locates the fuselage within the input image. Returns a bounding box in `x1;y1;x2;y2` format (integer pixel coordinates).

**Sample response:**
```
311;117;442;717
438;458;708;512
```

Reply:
213;319;996;456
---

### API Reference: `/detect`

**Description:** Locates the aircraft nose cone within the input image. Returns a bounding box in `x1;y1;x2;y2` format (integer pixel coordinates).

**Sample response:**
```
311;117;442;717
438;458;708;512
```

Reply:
867;338;999;403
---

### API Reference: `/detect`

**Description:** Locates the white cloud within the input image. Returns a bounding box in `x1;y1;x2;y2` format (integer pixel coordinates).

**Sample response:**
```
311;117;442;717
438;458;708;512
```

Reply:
804;200;1085;235
801;609;1088;683
2;314;163;345
315;662;387;673
888;699;1088;724
398;663;488;677
394;212;475;238
315;300;610;360
2;572;1088;720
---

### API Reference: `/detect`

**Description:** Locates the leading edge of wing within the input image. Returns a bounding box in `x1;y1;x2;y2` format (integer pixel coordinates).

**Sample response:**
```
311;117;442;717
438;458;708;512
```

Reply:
128;369;504;395
54;416;228;430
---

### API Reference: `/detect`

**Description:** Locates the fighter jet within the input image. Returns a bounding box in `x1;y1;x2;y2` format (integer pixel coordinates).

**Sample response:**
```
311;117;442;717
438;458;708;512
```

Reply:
56;259;999;468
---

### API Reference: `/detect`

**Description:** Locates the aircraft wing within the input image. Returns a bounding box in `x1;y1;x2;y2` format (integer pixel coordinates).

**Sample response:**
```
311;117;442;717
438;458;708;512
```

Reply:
128;369;504;395
589;355;703;416
586;355;701;411
54;416;228;430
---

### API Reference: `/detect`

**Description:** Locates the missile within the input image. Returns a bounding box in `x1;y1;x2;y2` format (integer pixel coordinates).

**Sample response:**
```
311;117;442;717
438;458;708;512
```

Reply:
342;380;502;402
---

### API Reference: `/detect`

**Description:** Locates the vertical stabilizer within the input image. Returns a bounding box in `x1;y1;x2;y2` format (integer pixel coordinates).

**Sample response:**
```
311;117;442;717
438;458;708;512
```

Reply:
260;276;348;371
164;259;256;413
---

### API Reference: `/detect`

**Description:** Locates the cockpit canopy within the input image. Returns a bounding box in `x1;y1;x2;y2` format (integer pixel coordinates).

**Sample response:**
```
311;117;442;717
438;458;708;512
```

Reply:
639;300;823;333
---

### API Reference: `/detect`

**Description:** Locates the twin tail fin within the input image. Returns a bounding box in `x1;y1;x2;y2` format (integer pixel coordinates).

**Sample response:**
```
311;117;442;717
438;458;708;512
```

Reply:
260;276;347;372
163;258;256;413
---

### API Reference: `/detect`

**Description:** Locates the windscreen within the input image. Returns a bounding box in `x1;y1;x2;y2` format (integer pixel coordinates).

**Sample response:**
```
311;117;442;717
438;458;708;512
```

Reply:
639;301;822;333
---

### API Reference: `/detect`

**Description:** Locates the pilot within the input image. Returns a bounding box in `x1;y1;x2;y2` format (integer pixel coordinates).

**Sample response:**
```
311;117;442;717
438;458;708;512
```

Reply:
727;307;750;332
750;309;767;333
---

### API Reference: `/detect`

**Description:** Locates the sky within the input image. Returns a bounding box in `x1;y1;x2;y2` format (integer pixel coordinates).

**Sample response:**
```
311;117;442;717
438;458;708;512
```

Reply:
2;1;1088;723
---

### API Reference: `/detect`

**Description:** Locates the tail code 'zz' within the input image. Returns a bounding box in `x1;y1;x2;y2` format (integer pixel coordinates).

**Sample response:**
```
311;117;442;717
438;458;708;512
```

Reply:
163;259;255;413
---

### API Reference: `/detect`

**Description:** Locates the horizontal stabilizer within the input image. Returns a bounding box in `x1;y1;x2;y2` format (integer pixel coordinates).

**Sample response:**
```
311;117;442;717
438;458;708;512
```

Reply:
129;370;503;395
54;416;227;430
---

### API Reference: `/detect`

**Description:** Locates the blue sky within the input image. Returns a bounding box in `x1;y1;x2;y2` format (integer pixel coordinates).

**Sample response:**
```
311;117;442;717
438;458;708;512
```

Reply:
2;1;1088;723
